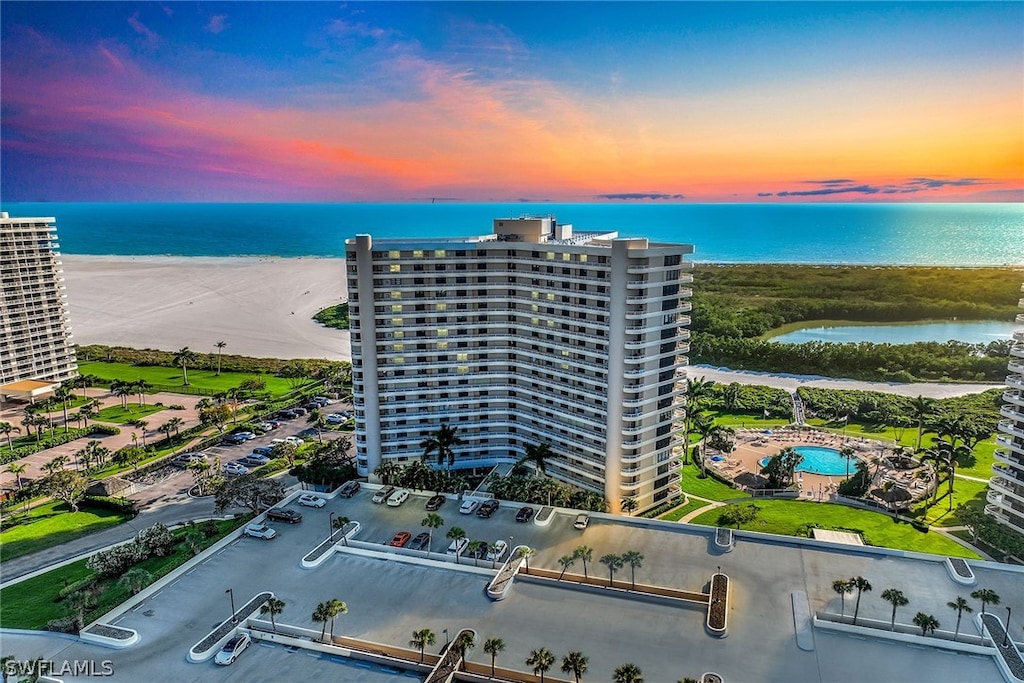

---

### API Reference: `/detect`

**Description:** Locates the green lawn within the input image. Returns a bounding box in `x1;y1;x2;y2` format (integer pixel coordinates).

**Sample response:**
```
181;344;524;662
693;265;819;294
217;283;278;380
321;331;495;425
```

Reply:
657;497;711;522
690;499;980;559
0;518;246;630
679;463;750;502
912;476;990;528
708;412;792;430
78;361;303;397
0;501;133;561
93;403;165;424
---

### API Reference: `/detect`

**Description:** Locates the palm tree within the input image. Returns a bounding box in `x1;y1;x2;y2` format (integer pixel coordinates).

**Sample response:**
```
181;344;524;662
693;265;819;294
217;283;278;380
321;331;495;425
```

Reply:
5;462;27;492
332;515;351;545
622;550;643;590
621;497;639;516
42;455;69;475
692;412;716;475
420;422;464;470
516;546;536;573
134;379;151;405
112;380;132;409
600;553;624;587
488;541;506;568
839;445;856;479
881;588;909;630
167;416;184;439
158;422;175;444
517;442;555;476
526;648;556;683
483;637;505;677
0;421;20;451
466;540;487;567
574;545;593;580
947;596;973;641
912;612;940;636
850;576;872;625
215;341;227;375
260;597;285;633
421;513;444;553
117;567;152;595
79;402;96;427
453;631;475;670
557;554;576;581
970;588;1000;616
307;409;326;444
53;383;73;432
446;527;467;564
174;347;198;385
683;377;716;463
561;651;588;683
325;599;347;640
130;419;149;447
910;395;934;452
832;579;853;618
410;628;436;663
312;602;330;641
613;663;644;683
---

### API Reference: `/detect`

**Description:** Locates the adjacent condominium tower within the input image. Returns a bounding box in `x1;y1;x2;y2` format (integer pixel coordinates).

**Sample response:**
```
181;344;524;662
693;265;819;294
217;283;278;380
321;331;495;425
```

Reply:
347;217;693;513
988;284;1024;535
0;213;78;398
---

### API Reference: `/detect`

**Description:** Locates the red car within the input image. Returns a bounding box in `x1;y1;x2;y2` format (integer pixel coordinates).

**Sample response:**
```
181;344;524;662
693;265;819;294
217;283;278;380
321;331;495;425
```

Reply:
389;531;412;547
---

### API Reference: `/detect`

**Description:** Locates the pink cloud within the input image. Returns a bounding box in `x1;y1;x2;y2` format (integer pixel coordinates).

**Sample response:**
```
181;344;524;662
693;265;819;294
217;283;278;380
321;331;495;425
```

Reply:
205;15;228;35
127;12;159;46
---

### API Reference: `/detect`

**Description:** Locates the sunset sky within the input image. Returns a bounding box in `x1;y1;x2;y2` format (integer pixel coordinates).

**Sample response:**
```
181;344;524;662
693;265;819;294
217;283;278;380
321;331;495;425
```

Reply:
2;1;1022;202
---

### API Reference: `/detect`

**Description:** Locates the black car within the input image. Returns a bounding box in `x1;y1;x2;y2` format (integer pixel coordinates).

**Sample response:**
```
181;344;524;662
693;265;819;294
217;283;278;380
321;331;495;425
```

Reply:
466;540;489;559
476;500;500;518
338;480;361;498
515;506;535;523
408;531;431;551
277;409;298;419
425;494;446;511
266;508;302;524
291;406;308;416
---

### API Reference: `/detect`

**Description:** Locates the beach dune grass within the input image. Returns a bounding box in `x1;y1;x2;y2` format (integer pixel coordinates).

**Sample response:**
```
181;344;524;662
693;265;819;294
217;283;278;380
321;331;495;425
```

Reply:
689;498;980;558
0;501;133;561
79;361;302;397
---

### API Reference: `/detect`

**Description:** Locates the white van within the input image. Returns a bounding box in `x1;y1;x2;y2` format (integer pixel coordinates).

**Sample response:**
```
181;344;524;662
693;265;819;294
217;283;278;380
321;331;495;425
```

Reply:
446;538;469;556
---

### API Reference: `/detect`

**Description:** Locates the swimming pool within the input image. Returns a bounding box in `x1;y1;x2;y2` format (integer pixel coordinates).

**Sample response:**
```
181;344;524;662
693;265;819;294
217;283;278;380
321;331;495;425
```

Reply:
759;446;856;477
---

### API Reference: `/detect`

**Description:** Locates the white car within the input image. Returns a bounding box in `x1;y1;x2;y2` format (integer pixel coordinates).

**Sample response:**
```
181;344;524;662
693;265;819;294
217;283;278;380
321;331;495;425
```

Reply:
325;413;347;424
243;523;276;540
386;489;410;507
573;513;590;530
446;537;469;556
257;421;276;431
459;499;480;515
296;494;326;508
283;436;304;446
485;539;509;562
215;632;251;665
223;462;250;476
313;396;335;405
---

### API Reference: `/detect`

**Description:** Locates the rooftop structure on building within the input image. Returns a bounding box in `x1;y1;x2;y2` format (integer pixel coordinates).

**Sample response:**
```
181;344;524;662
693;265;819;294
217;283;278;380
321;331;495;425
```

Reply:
987;283;1024;535
0;212;77;401
346;216;693;513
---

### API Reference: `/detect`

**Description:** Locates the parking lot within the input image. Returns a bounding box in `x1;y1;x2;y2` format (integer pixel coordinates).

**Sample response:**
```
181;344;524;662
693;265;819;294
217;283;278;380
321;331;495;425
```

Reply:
4;486;1019;682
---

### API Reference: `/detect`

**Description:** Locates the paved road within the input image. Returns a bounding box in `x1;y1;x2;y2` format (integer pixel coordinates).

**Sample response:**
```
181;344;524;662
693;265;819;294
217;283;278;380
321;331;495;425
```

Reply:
689;364;1004;398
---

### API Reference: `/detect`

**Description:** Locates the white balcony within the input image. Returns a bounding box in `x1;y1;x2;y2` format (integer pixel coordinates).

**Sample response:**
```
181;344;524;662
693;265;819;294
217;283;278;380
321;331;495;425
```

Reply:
1004;390;1024;408
988;477;1024;506
998;420;1024;440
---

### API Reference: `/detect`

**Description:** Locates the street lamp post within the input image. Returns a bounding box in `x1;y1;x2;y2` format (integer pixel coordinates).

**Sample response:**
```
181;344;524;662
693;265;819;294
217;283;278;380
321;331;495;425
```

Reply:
225;588;236;624
1003;607;1012;647
329;512;335;542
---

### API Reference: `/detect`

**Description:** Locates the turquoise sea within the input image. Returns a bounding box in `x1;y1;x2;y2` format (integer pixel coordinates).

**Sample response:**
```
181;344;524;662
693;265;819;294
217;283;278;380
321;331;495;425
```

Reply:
1;202;1021;265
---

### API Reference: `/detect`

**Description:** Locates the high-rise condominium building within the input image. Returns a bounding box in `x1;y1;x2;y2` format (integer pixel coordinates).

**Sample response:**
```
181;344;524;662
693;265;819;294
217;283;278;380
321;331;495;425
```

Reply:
347;217;693;513
987;284;1024;535
0;213;78;399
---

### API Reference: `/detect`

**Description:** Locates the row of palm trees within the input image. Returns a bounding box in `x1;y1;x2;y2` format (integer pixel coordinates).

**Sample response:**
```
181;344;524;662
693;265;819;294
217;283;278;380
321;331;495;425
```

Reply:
408;627;648;683
832;576;1001;640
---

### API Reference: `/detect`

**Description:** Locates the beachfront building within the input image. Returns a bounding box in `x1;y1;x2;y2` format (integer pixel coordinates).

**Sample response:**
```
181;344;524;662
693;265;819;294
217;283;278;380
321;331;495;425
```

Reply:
987;283;1024;534
346;217;693;513
0;212;77;402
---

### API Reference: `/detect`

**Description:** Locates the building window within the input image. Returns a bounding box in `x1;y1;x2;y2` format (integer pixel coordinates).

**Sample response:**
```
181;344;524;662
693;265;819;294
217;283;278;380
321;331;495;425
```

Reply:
391;304;403;313
392;343;404;352
390;291;402;299
391;318;403;326
393;330;404;339
389;264;401;273
413;250;424;258
435;250;446;258
437;329;448;337
437;341;448;350
389;250;401;259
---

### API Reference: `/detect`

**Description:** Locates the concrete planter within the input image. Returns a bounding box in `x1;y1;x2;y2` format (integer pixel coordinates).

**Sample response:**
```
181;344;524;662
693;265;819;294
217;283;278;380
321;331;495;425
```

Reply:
944;556;977;586
706;572;730;637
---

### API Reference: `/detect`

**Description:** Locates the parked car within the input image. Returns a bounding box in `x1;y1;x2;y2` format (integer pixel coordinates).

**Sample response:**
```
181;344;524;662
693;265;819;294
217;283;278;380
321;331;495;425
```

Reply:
338;480;361;497
223;462;250;476
515;506;535;523
257;421;277;432
243;523;276;540
170;452;207;468
459;499;480;515
252;446;275;457
466;540;488;560
232;431;257;441
486;539;509;562
214;632;251;665
389;531;412;547
573;513;590;530
372;486;396;504
386;489;410;507
408;532;431;551
277;409;298;419
476;500;500;518
266;508;302;524
446;537;469;556
297;494;326;508
290;406;308;416
325;413;348;424
222;433;250;446
425;494;446;511
313;396;335;405
239;453;271;467
284;435;304;446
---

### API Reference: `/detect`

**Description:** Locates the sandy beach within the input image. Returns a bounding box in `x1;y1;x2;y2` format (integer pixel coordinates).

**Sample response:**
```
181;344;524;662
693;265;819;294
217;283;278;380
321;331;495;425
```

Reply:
62;255;350;361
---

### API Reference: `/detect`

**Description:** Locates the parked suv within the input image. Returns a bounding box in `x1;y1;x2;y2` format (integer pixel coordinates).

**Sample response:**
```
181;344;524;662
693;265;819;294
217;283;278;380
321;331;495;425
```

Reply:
338;480;361;497
476;500;499;518
372;486;396;504
266;508;302;524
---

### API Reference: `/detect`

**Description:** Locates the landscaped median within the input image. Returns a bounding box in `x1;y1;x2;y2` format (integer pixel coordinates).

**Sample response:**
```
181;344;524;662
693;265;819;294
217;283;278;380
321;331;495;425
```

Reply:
187;591;273;662
706;572;730;637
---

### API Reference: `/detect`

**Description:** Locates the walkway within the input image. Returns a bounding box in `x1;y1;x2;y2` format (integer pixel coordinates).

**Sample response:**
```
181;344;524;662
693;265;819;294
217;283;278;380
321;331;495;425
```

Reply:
688;365;1002;399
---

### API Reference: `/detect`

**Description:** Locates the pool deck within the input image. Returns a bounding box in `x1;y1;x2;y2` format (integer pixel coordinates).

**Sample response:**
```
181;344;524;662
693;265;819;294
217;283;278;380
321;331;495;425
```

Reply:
705;427;934;506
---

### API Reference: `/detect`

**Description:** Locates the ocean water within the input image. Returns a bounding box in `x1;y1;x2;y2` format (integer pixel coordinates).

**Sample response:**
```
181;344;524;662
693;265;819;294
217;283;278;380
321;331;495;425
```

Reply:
1;202;1021;265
